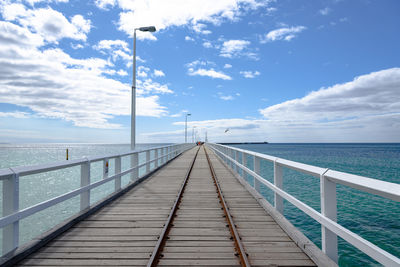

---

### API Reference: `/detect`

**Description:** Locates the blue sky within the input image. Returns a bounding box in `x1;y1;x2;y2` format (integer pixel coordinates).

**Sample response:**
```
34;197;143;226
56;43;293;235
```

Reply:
0;0;399;143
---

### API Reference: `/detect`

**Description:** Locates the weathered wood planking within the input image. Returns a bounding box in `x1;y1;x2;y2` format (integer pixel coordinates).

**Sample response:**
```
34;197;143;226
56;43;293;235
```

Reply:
16;146;318;267
159;148;240;266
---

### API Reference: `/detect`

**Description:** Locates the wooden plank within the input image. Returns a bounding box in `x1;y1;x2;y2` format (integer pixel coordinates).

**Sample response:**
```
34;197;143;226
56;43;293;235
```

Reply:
15;147;318;267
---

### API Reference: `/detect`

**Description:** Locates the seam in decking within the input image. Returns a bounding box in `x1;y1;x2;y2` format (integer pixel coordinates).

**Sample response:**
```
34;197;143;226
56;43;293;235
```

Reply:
12;146;333;267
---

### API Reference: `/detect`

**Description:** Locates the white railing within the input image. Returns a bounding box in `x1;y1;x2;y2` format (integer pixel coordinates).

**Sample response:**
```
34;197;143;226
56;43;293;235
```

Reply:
208;143;400;266
0;143;194;255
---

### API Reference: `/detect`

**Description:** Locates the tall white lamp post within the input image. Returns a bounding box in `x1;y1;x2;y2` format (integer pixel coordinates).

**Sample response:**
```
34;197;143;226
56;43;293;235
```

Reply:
185;113;191;143
131;26;156;150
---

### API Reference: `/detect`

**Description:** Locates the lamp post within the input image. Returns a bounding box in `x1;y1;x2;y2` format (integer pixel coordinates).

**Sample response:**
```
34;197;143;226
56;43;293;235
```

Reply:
185;113;191;143
131;26;156;150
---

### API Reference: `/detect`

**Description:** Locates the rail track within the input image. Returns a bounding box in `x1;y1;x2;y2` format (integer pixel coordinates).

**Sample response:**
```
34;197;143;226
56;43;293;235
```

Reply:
147;145;250;267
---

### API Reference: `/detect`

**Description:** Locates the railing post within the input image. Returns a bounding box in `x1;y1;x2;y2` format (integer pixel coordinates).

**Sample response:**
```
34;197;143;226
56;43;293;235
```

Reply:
230;149;234;169
103;158;109;179
321;169;338;263
155;149;159;168
131;152;138;181
242;152;247;179
146;150;150;173
115;156;121;192
80;161;90;211
2;172;19;254
235;150;240;174
253;155;261;192
274;159;284;214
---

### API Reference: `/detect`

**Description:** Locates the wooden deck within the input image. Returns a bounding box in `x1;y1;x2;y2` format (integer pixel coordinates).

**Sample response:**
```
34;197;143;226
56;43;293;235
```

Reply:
16;146;319;266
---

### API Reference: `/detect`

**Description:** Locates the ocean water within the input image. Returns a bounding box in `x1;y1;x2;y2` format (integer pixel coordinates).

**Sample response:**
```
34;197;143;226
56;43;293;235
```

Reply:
0;143;167;255
0;143;399;266
231;143;400;267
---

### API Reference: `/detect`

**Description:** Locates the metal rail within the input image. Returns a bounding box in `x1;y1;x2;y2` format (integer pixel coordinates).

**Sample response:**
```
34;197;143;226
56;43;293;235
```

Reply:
0;143;195;256
147;146;201;267
208;143;400;266
203;146;251;267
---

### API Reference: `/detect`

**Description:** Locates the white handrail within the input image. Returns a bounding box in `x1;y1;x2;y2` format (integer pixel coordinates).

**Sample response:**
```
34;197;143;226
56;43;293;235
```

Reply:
0;143;195;256
208;143;400;266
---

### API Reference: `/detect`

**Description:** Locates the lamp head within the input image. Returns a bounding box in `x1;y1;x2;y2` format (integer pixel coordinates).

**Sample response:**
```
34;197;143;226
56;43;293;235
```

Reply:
187;113;191;116
138;26;156;32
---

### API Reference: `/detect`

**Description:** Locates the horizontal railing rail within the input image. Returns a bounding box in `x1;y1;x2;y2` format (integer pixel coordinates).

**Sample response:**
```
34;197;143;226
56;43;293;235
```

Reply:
208;143;400;266
0;143;195;256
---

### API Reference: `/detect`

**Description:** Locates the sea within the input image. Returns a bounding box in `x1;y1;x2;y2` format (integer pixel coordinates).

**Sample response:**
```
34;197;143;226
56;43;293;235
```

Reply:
0;143;399;266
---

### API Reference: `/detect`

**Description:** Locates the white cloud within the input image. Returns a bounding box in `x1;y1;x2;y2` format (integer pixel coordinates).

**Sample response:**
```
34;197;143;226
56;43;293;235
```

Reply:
203;41;212;48
94;39;129;52
185;36;195;41
259;68;400;123
71;43;84;49
143;68;400;143
219;94;234;100
0;4;91;43
224;63;232;69
170;109;189;118
261;26;306;43
138;66;150;77
0;111;30;118
153;69;165;77
319;7;331;15
95;0;116;10
220;39;255;59
240;70;260;78
0;21;172;129
188;68;232;80
93;40;132;65
0;20;44;47
186;60;231;80
192;23;212;35
117;0;270;40
117;69;128;76
24;0;69;5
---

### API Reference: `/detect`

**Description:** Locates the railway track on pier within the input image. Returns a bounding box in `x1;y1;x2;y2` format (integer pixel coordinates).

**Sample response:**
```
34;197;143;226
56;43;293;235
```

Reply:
147;145;250;267
16;145;317;267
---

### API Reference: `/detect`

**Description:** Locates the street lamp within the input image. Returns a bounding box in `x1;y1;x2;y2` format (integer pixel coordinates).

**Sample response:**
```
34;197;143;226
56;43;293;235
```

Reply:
185;113;191;143
131;26;156;150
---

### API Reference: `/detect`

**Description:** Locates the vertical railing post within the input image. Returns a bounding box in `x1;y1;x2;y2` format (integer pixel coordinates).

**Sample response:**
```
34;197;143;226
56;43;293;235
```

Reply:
235;150;240;174
115;156;121;192
242;152;247;179
155;149;159;168
131;152;138;181
253;155;261;192
146;150;150;174
321;169;338;263
274;159;284;214
2;172;19;254
80;160;90;211
230;149;234;169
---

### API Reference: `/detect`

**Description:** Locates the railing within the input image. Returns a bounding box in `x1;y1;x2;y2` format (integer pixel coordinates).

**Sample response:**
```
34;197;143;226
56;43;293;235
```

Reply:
208;143;400;266
0;143;194;256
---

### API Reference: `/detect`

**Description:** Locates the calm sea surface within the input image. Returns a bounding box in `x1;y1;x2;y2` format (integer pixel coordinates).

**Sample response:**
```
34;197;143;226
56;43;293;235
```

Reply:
231;143;400;267
0;143;399;266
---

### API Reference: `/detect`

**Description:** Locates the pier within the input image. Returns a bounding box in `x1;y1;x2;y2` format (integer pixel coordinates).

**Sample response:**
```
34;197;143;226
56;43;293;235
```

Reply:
1;144;399;266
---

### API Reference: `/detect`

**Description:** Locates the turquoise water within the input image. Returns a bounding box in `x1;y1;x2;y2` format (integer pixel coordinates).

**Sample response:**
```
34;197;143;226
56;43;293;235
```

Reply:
0;143;399;266
232;143;400;267
0;143;167;254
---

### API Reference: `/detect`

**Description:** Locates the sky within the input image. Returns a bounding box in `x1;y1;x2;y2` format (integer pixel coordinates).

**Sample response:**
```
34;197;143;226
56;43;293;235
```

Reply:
0;0;399;143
